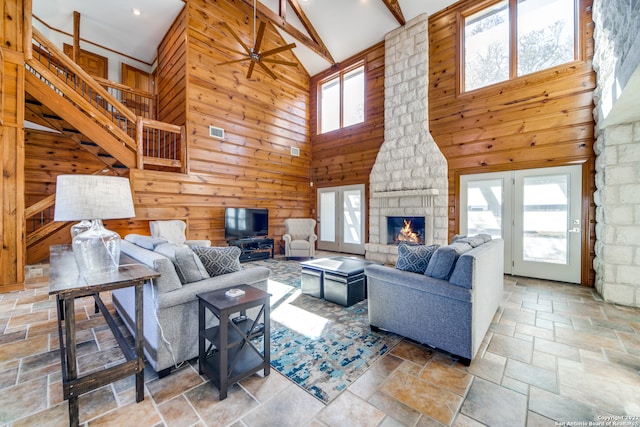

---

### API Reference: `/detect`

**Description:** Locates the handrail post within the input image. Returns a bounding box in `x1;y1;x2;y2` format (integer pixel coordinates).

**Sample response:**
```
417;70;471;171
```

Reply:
180;125;187;174
136;117;145;170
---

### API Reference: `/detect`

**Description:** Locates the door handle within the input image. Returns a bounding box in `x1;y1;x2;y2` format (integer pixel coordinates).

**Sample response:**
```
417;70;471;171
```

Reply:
568;228;581;233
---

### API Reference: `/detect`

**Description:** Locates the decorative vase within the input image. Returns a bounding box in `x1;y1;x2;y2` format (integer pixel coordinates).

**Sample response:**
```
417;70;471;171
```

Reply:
72;219;121;275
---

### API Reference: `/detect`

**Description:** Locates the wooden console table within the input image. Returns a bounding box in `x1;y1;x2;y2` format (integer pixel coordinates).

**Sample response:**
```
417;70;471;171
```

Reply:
48;245;159;426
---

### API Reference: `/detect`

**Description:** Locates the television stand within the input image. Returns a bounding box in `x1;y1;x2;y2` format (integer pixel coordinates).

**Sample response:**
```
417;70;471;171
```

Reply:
228;237;274;263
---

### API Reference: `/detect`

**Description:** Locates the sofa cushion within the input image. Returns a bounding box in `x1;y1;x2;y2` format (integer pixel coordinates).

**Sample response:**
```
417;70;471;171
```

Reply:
425;242;473;280
125;233;168;250
120;240;182;293
396;243;440;274
154;243;210;284
193;246;242;277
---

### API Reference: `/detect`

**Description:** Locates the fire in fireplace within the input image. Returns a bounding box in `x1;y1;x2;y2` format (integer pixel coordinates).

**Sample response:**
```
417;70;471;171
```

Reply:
387;216;425;245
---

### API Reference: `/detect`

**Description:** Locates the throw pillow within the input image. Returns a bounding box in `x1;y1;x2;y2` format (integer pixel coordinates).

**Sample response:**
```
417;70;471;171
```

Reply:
395;243;440;274
424;242;473;280
193;246;242;277
154;243;210;284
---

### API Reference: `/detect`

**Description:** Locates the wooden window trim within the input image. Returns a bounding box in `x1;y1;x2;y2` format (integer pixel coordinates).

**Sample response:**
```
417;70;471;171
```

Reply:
458;0;581;95
317;61;365;135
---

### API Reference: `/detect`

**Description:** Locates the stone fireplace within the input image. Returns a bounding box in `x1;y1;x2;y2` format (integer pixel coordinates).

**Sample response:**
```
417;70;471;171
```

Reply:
365;14;448;265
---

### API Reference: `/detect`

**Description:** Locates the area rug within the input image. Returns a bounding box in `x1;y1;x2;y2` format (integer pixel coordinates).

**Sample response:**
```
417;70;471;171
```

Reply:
247;258;403;404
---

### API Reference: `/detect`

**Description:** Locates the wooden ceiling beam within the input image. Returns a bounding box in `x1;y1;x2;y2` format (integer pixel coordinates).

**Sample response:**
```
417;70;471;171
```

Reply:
286;0;334;64
380;0;406;26
238;0;335;65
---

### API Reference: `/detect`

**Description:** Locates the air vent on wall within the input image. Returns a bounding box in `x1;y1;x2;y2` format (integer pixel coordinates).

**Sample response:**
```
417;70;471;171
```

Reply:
290;147;300;157
209;126;225;139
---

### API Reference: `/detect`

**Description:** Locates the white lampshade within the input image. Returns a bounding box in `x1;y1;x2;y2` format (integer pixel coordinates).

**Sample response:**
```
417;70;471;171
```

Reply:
54;175;135;276
54;175;135;221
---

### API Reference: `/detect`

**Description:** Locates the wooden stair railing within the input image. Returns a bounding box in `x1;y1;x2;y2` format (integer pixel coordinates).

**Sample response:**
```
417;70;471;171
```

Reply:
94;76;155;120
26;28;186;173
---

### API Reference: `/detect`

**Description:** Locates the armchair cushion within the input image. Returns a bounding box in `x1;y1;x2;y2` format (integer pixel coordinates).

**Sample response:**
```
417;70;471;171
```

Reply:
154;243;210;284
149;220;211;248
193;246;242;277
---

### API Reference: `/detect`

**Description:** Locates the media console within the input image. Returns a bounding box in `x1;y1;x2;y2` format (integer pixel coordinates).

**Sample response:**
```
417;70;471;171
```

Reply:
228;238;274;262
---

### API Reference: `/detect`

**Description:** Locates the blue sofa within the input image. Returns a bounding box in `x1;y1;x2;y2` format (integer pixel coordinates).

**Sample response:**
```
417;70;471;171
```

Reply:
364;237;504;364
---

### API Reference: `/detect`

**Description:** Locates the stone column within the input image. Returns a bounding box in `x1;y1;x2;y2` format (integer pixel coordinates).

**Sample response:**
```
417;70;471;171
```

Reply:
592;0;640;307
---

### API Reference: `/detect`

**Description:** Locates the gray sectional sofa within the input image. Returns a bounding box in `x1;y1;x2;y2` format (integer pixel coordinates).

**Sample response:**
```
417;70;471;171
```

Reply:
111;236;270;377
364;236;504;364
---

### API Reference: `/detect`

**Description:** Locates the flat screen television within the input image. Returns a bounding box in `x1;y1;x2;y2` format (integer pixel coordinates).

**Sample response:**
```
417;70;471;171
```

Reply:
225;208;269;239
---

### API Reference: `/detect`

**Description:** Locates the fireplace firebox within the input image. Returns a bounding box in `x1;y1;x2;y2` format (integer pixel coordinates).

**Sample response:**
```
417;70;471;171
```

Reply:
387;216;425;245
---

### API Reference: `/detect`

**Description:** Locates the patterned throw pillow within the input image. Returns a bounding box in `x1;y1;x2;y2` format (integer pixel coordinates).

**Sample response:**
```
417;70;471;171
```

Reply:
193;246;242;277
395;243;440;274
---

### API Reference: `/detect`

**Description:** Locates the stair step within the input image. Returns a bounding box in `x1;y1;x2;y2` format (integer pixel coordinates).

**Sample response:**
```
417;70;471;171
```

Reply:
98;152;114;159
43;113;62;120
80;140;98;147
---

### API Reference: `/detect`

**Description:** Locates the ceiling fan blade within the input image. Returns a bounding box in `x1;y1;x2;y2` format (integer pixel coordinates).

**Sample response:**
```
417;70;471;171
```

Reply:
212;42;248;57
218;58;250;65
220;21;252;54
261;58;297;67
260;43;297;58
254;21;267;53
258;61;278;80
247;61;257;79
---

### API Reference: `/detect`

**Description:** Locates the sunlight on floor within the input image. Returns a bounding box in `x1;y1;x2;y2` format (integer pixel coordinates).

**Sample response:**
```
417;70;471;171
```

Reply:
267;278;295;307
270;289;329;339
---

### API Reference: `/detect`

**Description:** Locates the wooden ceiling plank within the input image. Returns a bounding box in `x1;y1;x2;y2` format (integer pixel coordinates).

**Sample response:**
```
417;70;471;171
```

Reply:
238;0;335;65
380;0;406;26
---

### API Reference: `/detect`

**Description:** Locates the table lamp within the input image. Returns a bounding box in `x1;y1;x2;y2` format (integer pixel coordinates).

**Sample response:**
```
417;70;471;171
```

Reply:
54;175;136;275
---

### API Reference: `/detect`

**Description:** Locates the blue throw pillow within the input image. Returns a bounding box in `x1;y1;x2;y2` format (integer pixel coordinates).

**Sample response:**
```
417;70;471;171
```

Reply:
424;242;472;280
396;243;440;274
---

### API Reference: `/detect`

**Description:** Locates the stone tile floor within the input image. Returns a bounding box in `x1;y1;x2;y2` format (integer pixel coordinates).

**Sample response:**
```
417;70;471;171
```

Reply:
1;263;639;426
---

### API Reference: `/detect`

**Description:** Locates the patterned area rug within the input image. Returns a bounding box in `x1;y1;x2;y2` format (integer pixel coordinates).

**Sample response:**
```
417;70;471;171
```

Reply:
246;258;402;404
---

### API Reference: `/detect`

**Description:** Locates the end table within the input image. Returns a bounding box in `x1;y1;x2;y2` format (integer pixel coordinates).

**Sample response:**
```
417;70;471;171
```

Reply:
197;285;271;400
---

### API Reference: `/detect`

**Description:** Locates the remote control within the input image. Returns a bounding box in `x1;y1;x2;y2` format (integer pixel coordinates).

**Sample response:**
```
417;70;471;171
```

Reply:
232;315;247;323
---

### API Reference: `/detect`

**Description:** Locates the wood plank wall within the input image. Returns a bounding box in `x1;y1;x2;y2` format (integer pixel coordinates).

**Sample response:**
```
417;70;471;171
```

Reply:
156;6;187;126
428;0;596;285
1;0;28;291
309;42;386;239
123;0;312;252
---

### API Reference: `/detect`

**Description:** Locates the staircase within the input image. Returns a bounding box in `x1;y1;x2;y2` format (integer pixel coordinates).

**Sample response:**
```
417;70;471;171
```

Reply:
24;28;186;262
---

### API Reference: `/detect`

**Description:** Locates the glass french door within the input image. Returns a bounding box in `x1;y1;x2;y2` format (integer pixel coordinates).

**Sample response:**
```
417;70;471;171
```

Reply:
460;165;582;283
317;184;365;255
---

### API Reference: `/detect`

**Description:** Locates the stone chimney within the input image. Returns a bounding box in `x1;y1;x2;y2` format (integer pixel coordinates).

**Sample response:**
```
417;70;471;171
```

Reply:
365;14;449;265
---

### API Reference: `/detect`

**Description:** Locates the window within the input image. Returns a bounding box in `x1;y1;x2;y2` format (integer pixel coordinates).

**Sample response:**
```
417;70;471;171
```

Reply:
319;65;365;134
463;0;576;92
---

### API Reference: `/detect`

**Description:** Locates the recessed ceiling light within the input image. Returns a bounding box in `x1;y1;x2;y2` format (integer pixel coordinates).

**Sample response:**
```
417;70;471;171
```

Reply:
132;8;141;16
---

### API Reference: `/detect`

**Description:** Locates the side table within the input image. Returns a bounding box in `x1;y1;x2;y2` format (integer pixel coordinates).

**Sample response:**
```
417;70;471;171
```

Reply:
197;285;271;400
48;245;159;427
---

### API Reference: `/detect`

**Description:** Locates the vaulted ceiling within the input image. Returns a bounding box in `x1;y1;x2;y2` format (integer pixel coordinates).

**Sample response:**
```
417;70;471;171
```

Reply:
32;0;459;76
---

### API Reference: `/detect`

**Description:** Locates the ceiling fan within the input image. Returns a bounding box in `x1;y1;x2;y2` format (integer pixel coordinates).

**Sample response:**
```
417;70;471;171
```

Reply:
217;0;297;80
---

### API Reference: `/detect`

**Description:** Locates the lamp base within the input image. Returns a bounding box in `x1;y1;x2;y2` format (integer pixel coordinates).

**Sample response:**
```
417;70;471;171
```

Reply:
70;219;92;238
72;220;121;275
